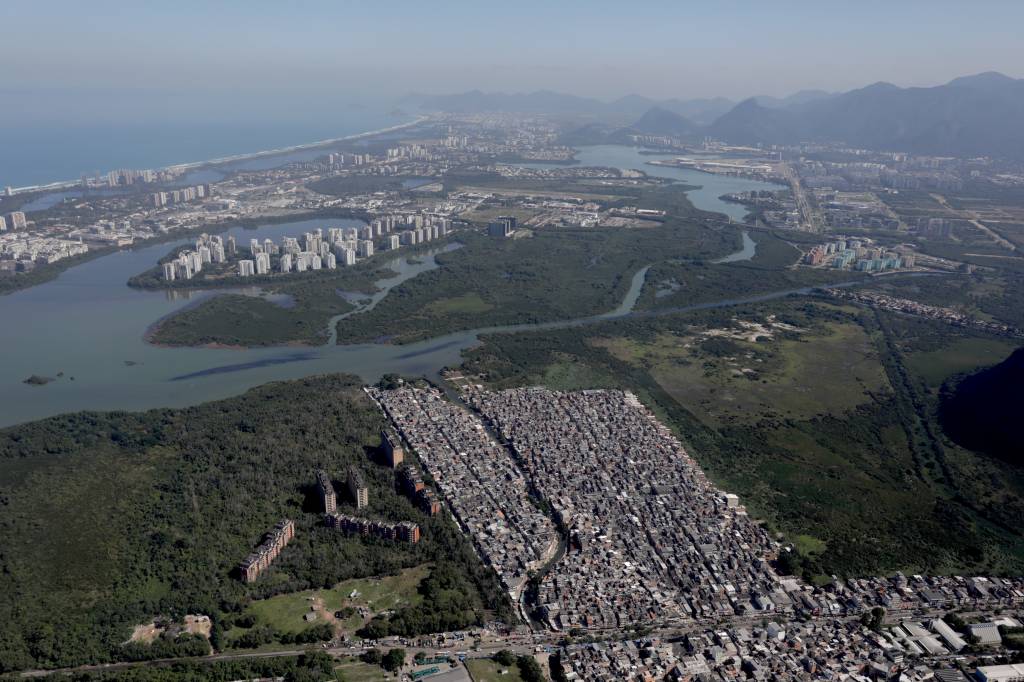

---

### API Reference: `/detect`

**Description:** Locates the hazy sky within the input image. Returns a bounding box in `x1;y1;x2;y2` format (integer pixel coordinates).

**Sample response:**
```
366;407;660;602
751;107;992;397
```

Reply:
2;0;1022;110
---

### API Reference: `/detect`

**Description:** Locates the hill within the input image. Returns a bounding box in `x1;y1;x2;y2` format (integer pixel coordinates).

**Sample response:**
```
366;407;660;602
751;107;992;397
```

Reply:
631;106;698;136
705;72;1024;159
940;346;1024;465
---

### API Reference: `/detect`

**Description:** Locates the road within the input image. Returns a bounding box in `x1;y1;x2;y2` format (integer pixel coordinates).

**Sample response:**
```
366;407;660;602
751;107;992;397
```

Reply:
930;192;1018;252
778;162;821;232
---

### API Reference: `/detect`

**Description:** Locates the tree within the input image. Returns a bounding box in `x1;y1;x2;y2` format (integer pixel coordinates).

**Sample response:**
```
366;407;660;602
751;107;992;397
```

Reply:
494;649;517;667
382;648;406;672
517;655;545;682
361;648;382;665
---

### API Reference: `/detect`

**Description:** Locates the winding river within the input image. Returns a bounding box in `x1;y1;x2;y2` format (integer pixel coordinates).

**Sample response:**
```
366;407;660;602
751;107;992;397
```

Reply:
0;146;790;428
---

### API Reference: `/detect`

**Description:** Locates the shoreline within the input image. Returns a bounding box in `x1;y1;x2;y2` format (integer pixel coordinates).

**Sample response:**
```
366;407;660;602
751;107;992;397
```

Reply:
5;115;429;196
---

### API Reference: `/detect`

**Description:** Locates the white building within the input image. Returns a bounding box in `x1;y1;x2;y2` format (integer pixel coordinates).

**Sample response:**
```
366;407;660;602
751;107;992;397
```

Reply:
238;259;255;277
255;252;271;275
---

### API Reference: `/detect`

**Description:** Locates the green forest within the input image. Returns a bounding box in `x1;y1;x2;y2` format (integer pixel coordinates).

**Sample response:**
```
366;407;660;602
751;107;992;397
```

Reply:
0;375;509;673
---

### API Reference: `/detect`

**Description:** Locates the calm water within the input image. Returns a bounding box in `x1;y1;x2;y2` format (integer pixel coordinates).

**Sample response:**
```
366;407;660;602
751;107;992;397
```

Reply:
525;145;783;222
0;108;411;190
0;145;786;428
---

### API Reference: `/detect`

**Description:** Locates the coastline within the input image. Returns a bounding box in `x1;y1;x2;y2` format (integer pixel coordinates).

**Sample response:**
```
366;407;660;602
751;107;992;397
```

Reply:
5;115;429;196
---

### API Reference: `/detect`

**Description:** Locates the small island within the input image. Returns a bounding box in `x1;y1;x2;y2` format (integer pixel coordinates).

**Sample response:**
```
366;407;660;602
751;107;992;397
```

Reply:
22;375;55;386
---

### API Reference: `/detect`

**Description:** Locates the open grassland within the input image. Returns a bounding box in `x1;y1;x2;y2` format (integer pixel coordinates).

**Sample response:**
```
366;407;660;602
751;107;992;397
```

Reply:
593;318;888;427
465;658;526;682
335;657;389;681
227;565;429;643
904;337;1020;389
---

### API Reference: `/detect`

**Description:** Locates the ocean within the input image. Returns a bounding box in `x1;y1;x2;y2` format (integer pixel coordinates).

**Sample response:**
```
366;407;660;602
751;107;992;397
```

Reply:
0;108;409;189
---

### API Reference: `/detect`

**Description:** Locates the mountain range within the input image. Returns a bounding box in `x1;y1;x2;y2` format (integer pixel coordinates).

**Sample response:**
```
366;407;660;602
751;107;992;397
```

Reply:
404;72;1024;159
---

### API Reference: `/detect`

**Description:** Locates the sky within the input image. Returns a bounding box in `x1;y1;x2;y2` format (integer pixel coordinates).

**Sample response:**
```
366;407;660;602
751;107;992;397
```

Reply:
1;0;1023;124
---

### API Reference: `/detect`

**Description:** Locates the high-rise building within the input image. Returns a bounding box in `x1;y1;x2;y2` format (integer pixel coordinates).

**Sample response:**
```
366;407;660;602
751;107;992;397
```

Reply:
488;216;515;238
162;262;176;281
325;253;336;269
279;253;293;273
316;469;337;514
238;260;255;277
255;252;271;275
347;468;369;509
341;248;356;266
358;240;374;258
381;430;404;468
7;211;27;230
387;235;400;250
0;216;6;231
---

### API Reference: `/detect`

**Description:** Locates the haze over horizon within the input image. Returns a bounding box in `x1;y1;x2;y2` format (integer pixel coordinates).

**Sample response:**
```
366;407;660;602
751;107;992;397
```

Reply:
2;0;1023;126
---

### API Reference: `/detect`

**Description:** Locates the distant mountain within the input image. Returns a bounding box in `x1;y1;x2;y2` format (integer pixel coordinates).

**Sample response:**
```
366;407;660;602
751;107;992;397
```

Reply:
406;73;1024;159
631;106;698;136
940;346;1024;466
404;90;731;122
706;98;801;145
705;72;1024;158
658;97;735;125
406;90;611;115
754;89;834;109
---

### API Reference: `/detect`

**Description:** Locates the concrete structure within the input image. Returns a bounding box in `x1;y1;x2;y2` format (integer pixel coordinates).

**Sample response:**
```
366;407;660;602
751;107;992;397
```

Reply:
237;518;295;583
347;467;368;509
976;665;1024;682
381;429;405;468
316;469;336;514
324;512;420;544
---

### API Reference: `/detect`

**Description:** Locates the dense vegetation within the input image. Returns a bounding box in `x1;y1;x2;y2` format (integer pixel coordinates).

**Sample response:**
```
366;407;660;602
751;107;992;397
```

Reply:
0;649;337;681
331;221;739;345
145;177;740;348
637;230;861;311
0;375;510;672
458;297;1024;580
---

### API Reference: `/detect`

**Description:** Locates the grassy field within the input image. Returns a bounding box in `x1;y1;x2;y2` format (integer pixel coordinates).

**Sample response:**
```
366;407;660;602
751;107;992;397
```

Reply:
903;337;1020;389
465;659;525;682
226;565;429;644
335;657;390;681
593;317;889;426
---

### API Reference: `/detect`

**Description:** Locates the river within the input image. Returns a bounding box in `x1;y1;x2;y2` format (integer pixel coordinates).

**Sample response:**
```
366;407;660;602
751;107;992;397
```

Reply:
523;145;784;222
0;146;784;428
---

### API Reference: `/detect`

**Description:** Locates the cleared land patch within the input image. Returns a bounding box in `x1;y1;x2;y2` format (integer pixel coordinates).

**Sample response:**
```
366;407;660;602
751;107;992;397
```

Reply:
593;317;890;426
